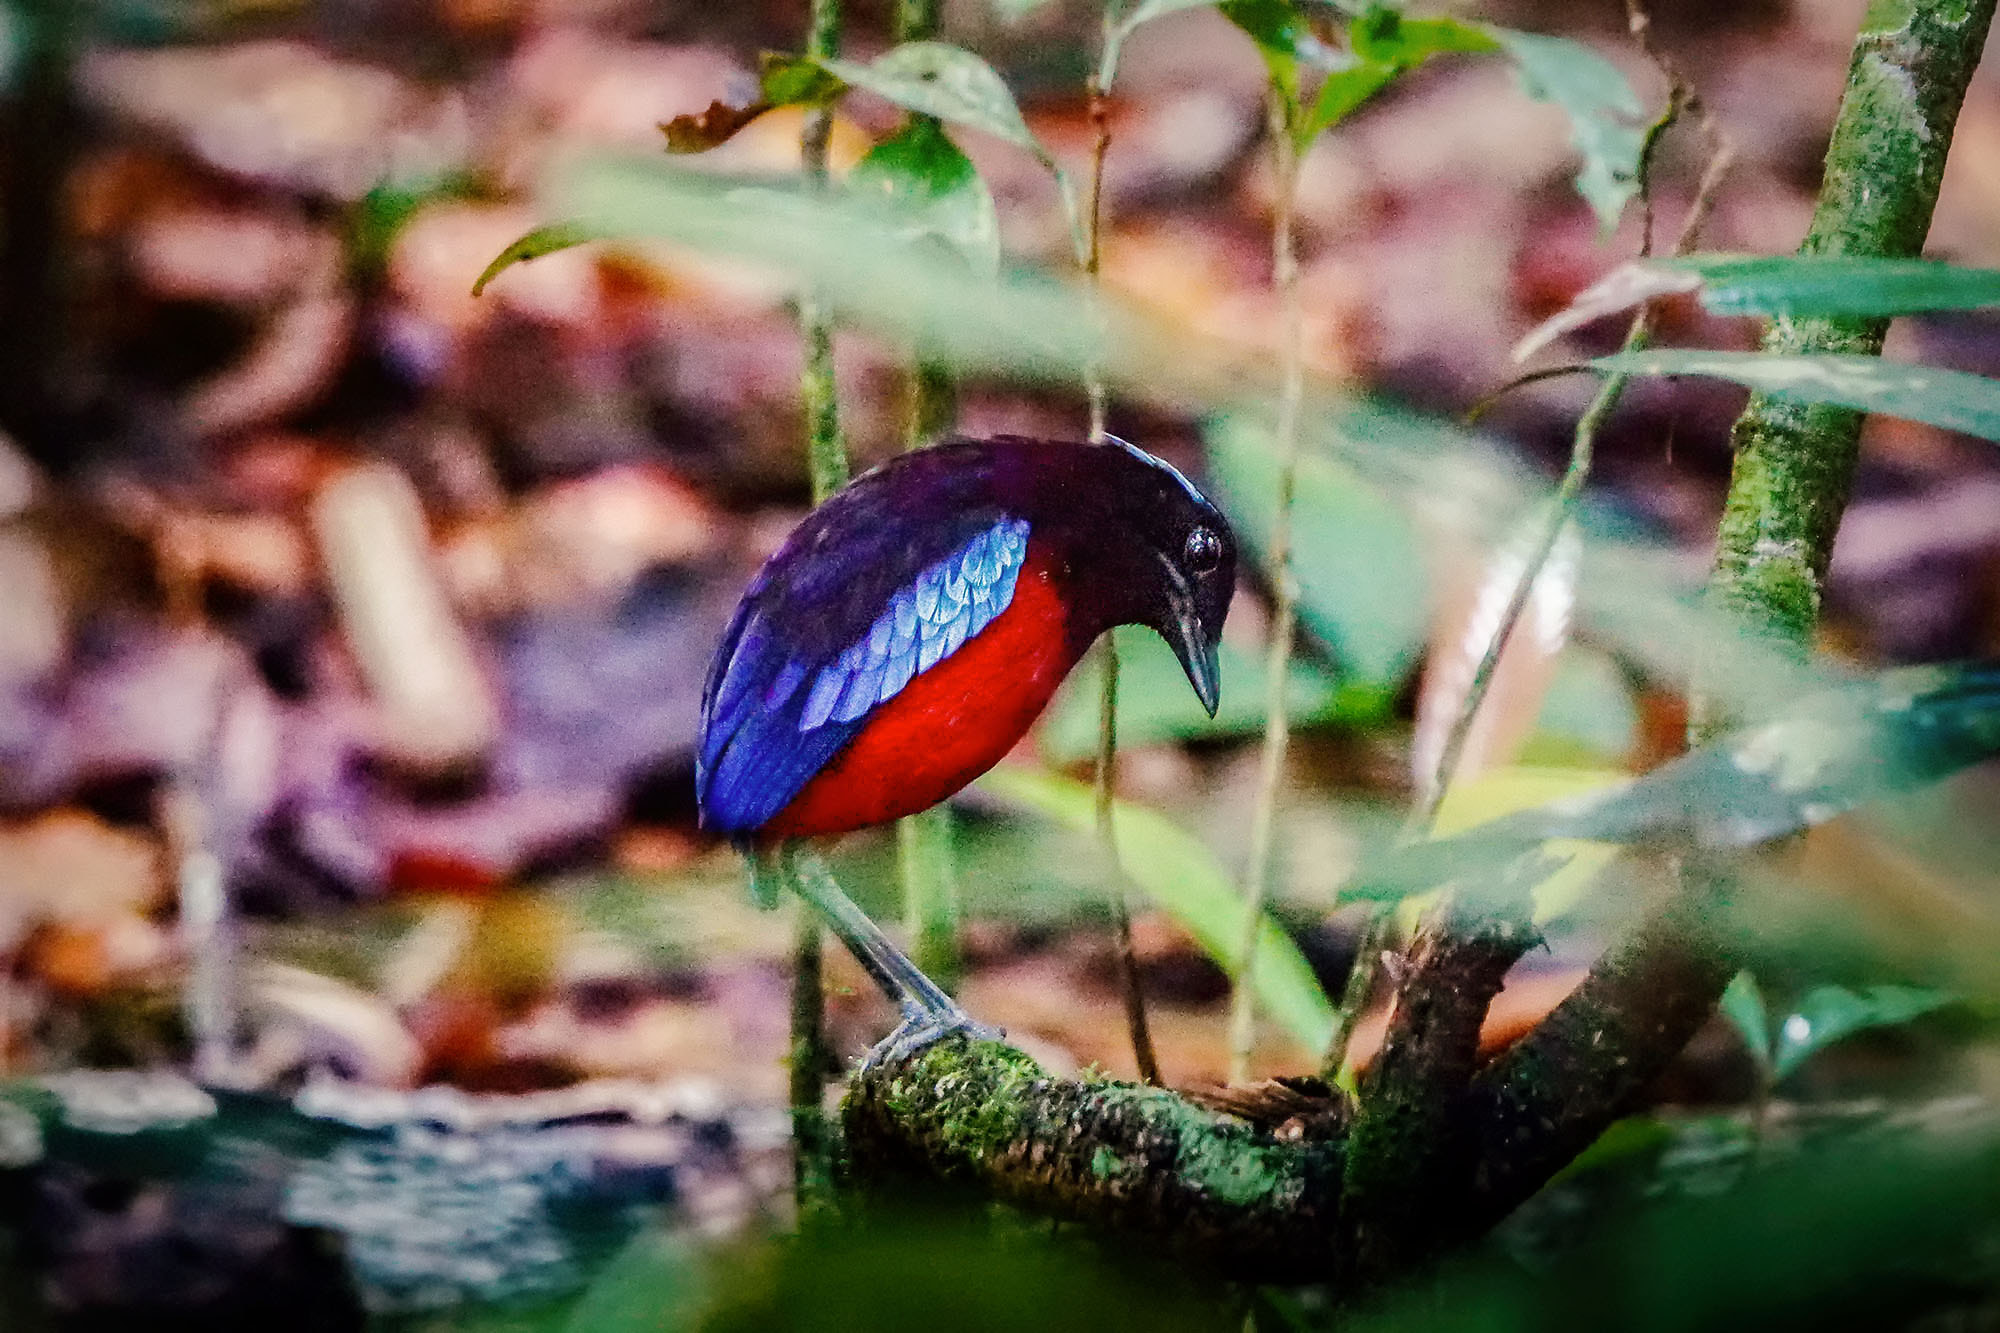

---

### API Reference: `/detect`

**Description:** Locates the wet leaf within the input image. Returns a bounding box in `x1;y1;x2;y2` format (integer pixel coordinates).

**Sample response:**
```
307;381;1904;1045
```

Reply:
1719;969;1773;1074
1206;414;1427;694
1770;984;1956;1082
849;117;1001;272
1489;28;1648;231
470;220;605;297
977;766;1336;1053
660;98;772;154
1594;349;2000;444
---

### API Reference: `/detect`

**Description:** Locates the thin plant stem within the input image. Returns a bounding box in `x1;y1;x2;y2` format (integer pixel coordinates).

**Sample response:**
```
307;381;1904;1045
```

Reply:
1085;14;1160;1085
788;0;846;1209
897;808;959;988
788;905;833;1208
1228;88;1304;1085
1084;67;1114;442
890;0;964;997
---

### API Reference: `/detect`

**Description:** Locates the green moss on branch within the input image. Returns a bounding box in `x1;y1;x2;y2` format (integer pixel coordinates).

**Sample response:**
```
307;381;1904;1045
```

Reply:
841;1037;1346;1282
1707;0;1996;672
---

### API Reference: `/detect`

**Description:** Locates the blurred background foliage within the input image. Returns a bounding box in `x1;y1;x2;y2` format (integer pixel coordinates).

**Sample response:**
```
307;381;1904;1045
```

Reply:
3;0;2000;1327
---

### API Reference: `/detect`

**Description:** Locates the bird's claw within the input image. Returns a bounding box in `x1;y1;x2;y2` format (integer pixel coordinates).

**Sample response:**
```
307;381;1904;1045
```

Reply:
862;1004;1006;1072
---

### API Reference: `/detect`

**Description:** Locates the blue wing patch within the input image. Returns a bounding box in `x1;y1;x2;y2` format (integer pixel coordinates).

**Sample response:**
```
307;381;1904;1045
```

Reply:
698;516;1031;833
800;518;1029;731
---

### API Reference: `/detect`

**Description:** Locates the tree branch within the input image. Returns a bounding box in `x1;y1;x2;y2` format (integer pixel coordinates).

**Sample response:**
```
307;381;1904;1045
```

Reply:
1703;0;1996;690
842;1037;1346;1282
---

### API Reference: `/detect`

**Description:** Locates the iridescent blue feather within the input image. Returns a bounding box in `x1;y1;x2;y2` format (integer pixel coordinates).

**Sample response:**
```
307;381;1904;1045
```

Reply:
698;516;1030;834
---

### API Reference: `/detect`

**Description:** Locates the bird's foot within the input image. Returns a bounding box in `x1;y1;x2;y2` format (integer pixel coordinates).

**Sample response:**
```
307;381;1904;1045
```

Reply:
862;1003;1005;1073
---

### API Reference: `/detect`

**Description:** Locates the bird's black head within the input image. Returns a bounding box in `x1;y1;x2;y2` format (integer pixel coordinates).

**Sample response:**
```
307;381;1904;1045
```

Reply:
1019;435;1237;716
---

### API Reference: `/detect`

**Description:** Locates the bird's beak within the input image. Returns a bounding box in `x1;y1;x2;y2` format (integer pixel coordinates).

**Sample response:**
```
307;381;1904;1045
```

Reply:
1164;608;1223;718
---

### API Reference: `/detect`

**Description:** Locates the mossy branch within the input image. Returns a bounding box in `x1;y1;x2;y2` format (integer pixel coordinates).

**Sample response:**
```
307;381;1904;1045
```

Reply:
842;1037;1346;1282
1703;0;1996;697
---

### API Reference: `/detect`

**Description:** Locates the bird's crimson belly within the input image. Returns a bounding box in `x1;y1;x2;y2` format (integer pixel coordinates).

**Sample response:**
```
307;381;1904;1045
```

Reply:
759;547;1077;839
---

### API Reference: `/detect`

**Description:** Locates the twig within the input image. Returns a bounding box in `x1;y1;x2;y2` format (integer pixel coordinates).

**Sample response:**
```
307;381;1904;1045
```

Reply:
789;0;847;1207
1087;10;1161;1086
1085;66;1114;442
1460;363;1597;425
1228;86;1305;1084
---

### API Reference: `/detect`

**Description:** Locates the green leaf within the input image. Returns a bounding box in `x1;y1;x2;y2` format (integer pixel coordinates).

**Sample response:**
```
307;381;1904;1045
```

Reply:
1669;254;2000;318
1205;414;1427;693
1521;257;2000;356
1300;9;1497;141
1488;27;1647;231
818;42;1044;157
1038;625;1366;764
1770;984;1956;1082
1593;349;2000;444
1354;664;2000;899
560;1229;701;1333
1220;0;1318;66
759;52;847;107
849;118;1001;273
1524;647;1641;767
348;173;475;278
1719;969;1773;1072
470;220;603;297
1349;8;1498;64
977;766;1336;1053
1303;59;1401;139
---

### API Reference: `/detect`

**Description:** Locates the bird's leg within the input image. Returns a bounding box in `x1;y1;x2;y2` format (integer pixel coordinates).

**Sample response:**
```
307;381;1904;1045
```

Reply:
784;845;1003;1067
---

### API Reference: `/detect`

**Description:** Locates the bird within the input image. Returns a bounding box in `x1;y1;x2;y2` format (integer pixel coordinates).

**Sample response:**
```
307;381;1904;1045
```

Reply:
696;434;1237;1061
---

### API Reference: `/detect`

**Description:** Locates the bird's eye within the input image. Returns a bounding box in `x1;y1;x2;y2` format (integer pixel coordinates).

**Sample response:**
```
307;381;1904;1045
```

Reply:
1183;525;1223;573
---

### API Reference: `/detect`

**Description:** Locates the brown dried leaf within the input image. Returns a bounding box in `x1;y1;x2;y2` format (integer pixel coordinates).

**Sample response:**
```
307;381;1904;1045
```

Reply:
1411;518;1580;804
660;98;772;154
309;462;499;774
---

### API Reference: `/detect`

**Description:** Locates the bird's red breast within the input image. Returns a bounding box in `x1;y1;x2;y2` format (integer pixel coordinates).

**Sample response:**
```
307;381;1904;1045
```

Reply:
757;542;1076;839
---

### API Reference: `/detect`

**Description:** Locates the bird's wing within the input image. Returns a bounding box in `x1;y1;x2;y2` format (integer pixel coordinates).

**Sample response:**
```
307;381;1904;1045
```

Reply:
698;511;1031;834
